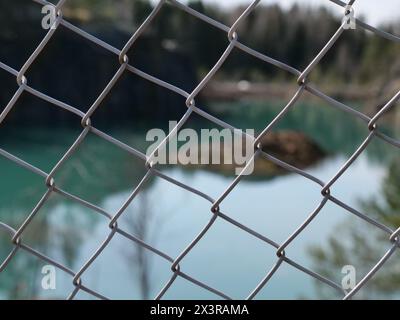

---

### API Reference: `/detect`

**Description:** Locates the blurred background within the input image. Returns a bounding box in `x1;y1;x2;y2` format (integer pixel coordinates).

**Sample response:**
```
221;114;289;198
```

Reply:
0;0;400;300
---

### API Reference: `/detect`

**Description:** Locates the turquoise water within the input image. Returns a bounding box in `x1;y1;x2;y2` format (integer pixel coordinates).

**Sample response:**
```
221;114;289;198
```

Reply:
0;101;399;299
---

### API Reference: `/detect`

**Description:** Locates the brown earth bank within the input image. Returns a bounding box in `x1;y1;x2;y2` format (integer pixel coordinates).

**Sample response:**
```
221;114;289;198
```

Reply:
177;130;326;179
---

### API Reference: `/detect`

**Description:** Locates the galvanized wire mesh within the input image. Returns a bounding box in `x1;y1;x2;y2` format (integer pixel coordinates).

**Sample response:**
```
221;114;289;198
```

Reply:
1;0;400;300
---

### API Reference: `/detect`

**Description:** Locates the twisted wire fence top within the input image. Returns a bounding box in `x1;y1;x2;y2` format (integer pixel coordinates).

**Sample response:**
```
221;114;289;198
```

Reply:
0;0;399;300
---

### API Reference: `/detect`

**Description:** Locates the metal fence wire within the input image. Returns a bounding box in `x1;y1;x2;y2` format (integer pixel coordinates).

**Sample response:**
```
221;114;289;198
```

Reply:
1;0;400;300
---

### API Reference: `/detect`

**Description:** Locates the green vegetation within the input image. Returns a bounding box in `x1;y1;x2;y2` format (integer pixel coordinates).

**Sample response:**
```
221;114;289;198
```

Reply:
309;157;400;299
63;0;400;85
2;0;399;85
1;0;399;125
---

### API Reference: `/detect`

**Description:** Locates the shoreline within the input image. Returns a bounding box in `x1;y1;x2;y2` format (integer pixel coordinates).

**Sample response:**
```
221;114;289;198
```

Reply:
200;81;379;102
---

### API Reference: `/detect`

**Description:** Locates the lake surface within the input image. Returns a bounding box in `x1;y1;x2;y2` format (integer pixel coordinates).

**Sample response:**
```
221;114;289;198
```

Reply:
0;100;399;299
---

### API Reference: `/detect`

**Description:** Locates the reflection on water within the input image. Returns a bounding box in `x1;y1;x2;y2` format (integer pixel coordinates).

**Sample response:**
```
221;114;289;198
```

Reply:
0;101;399;299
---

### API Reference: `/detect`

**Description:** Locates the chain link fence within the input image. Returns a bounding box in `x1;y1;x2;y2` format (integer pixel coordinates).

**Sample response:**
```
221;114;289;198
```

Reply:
0;0;400;300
